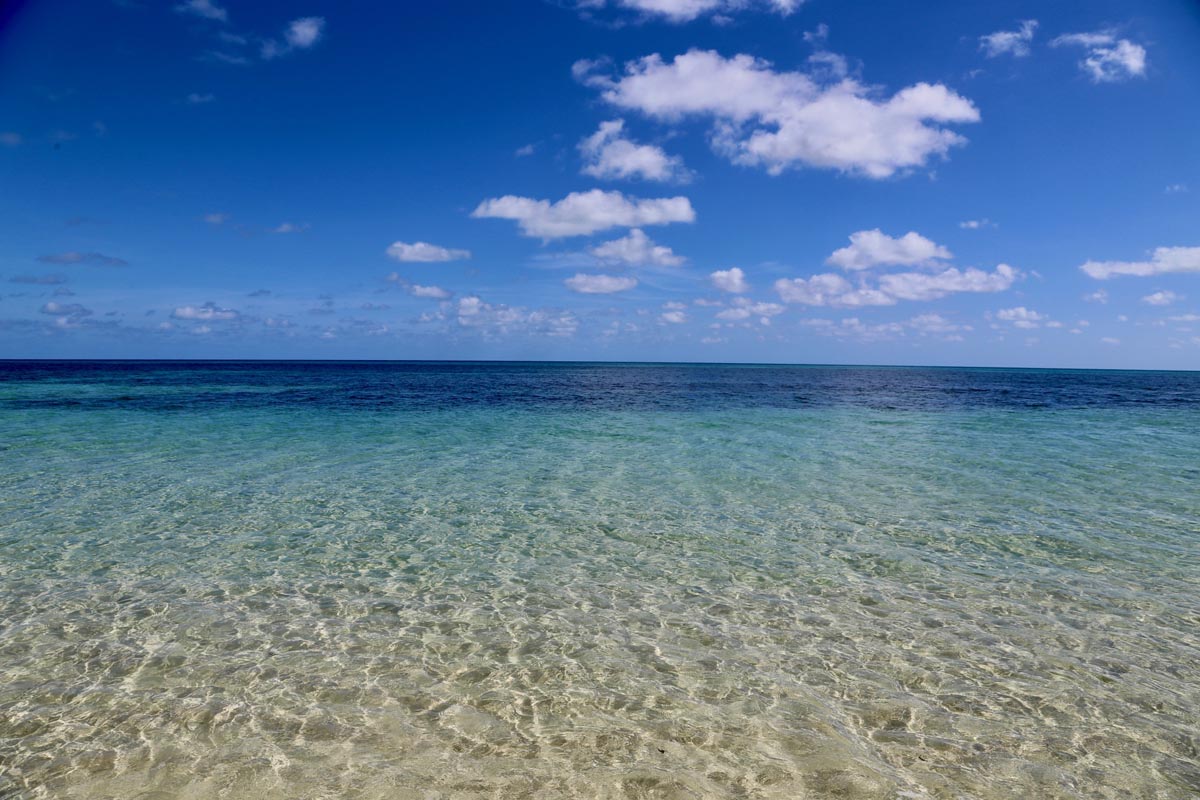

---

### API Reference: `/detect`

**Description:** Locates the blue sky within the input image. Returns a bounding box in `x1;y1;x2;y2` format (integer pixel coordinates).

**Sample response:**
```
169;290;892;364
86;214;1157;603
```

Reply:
1;0;1198;366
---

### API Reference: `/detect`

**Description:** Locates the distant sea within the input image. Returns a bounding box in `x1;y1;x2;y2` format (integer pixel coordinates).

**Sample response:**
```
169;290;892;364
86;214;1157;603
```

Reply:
1;361;1198;799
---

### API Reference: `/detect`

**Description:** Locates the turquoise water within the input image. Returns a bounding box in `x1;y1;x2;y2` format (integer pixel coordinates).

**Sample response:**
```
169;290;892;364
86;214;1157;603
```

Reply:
1;362;1198;799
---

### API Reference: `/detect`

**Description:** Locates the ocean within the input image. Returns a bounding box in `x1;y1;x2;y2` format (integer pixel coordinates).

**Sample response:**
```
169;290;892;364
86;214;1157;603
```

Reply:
1;361;1197;799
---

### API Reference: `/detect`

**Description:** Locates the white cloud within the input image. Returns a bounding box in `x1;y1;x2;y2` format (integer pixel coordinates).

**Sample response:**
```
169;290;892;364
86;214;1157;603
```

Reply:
995;306;1047;329
286;17;324;48
203;212;228;224
907;313;972;337
409;284;452;299
1083;289;1109;303
1101;337;1120;345
262;16;325;60
1052;32;1147;82
589;228;683;266
714;297;784;321
1081;246;1200;279
580;49;979;178
802;313;971;343
827;229;951;271
980;20;1038;58
272;222;309;234
176;0;227;22
515;143;537;157
1142;290;1182;306
454;296;578;337
589;0;801;24
564;273;639;294
879;264;1018;301
580;120;688;182
660;309;687;323
472;189;695;238
710;266;749;293
0;132;21;147
959;218;995;230
187;93;215;104
386;241;471;262
172;302;239;321
1165;184;1188;194
774;273;877;306
775;263;1017;307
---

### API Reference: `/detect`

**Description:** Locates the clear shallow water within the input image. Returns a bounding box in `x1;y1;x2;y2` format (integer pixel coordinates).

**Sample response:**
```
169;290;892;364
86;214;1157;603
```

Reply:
1;361;1198;800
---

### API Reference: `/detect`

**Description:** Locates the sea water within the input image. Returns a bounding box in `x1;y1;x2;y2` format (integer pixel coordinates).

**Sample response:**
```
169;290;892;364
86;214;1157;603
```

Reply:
1;361;1197;799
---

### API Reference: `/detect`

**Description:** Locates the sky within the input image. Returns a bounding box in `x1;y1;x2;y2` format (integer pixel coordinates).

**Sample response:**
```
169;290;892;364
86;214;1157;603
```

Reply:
1;0;1199;367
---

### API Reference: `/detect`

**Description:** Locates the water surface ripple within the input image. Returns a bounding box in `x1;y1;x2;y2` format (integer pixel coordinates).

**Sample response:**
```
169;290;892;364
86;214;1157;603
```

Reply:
1;362;1198;799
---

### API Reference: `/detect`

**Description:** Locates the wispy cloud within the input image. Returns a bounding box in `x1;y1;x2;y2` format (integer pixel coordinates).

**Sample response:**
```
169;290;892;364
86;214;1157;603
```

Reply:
980;20;1038;58
176;0;227;23
1081;246;1200;279
1052;31;1147;82
386;241;471;262
37;251;128;267
262;17;326;60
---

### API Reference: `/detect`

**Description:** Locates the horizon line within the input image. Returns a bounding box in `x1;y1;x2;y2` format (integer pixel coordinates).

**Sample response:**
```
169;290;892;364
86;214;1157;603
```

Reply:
0;357;1197;374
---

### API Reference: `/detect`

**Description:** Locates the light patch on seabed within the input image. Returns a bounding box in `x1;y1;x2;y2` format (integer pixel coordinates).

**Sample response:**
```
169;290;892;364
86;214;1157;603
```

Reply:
0;364;1198;799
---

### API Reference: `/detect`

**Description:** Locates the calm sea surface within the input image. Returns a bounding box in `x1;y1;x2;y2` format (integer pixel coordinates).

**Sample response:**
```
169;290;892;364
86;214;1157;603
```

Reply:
1;361;1198;799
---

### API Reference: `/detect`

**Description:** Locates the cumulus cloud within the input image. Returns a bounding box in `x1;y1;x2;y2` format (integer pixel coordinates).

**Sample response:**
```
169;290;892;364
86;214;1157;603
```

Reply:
176;0;227;22
1080;246;1200;279
805;313;971;342
172;301;240;321
580;120;689;182
262;17;325;60
879;264;1018;301
455;295;578;337
1052;32;1146;82
589;228;683;266
565;273;639;294
775;264;1017;306
37;251;128;267
579;49;979;178
710;266;749;293
980;20;1038;58
272;222;309;234
995;306;1047;329
384;273;455;298
775;274;852;306
386;241;471;262
907;313;972;337
472;189;695;238
409;284;453;299
1142;290;1181;306
584;0;801;23
827;229;951;271
714;297;784;322
660;308;687;323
